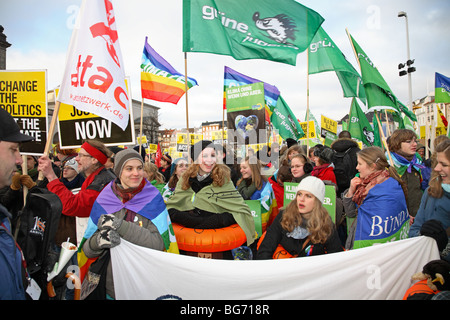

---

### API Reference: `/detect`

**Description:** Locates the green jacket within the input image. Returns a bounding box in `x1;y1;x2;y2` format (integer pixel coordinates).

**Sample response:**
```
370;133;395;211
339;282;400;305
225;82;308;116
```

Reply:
166;177;256;245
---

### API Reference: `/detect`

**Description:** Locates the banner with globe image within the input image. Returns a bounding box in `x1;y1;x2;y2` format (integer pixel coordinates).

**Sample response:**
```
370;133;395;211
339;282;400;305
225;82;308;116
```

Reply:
226;82;266;146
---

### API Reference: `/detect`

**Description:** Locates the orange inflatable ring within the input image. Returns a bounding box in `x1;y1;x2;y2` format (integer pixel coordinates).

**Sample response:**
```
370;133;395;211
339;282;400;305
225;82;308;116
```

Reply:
172;223;247;253
257;231;295;259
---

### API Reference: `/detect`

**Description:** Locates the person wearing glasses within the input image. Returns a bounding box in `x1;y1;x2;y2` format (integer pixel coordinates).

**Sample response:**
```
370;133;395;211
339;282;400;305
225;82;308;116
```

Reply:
387;129;426;221
38;139;116;219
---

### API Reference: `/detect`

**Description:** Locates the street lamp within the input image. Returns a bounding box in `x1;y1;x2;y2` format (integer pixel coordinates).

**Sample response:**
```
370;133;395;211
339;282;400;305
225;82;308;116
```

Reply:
398;11;415;111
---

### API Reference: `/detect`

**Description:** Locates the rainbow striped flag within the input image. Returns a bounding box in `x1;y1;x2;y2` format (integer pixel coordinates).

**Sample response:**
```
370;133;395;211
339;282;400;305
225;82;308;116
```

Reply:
78;180;179;282
141;37;198;104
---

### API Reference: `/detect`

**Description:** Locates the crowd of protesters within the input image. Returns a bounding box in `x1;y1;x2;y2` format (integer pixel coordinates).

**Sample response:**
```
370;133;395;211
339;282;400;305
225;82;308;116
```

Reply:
0;107;448;300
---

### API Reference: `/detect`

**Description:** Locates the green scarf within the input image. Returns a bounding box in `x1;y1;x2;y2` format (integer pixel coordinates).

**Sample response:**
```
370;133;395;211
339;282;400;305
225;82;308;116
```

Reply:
166;177;256;245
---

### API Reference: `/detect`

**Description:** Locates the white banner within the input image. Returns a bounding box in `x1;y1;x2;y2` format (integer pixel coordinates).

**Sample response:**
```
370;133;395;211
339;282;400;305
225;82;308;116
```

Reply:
111;236;439;300
58;0;129;130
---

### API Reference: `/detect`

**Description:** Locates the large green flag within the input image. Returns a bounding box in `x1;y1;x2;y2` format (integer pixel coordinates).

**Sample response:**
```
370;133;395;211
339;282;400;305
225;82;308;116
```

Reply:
183;0;324;65
348;98;379;148
271;96;304;140
348;32;401;113
308;27;366;104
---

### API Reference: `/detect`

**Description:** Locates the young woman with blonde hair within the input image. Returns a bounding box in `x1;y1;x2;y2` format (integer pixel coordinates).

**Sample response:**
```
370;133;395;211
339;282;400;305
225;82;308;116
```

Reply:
166;140;256;246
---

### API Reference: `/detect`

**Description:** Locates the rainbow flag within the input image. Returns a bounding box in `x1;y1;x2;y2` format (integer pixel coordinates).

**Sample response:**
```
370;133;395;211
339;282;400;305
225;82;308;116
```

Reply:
78;180;179;282
141;37;198;104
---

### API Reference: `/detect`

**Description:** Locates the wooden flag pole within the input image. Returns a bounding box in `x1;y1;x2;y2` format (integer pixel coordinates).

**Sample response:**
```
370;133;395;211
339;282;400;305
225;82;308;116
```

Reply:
375;110;394;165
139;98;144;156
38;97;61;181
184;52;191;163
306;49;310;153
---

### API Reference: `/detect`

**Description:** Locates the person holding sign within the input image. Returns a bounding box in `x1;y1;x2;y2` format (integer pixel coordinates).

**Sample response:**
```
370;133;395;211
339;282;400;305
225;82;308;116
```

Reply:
0;107;34;299
343;147;409;250
256;176;342;259
38;139;116;218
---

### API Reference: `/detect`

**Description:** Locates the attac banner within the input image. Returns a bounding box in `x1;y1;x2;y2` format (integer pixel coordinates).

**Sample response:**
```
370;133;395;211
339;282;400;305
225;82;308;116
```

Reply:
0;70;48;155
111;236;439;300
56;78;135;148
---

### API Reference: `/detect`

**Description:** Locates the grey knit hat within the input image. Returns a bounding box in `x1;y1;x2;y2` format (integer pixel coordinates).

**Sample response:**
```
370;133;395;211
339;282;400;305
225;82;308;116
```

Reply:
113;149;143;177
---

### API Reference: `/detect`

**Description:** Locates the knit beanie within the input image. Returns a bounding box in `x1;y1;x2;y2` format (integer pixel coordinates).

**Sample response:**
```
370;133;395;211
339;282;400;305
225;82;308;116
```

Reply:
191;140;215;162
113;149;143;178
64;158;79;173
295;176;325;203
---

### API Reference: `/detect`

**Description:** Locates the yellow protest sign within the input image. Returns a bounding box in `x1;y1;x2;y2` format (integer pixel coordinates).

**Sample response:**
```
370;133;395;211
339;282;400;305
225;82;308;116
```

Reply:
0;70;47;155
299;120;316;139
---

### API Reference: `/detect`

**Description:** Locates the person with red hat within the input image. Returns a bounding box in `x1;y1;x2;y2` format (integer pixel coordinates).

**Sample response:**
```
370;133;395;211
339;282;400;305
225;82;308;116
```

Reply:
38;139;116;218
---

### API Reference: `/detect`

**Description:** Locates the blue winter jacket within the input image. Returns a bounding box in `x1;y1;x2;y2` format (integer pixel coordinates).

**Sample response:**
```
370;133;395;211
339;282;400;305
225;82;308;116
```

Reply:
0;204;26;300
409;187;450;262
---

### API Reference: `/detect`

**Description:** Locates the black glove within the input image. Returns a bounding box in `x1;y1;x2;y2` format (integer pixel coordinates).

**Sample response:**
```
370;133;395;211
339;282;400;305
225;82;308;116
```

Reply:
420;219;448;252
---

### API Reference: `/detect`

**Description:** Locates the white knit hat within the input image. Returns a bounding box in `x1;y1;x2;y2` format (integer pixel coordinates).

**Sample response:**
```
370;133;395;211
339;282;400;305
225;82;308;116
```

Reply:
295;176;325;203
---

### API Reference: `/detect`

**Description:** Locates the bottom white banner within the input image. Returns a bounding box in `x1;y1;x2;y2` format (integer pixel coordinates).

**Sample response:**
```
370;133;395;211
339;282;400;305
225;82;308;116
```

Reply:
111;236;439;300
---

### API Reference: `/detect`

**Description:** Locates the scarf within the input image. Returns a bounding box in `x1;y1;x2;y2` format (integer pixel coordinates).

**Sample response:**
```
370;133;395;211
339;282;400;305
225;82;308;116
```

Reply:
390;152;425;177
112;178;146;222
311;163;330;177
352;170;390;206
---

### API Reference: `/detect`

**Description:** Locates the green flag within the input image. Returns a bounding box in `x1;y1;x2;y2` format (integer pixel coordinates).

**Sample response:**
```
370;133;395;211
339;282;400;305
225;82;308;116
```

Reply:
308;27;366;104
271;96;304;140
348;32;400;113
348;98;378;148
183;0;324;65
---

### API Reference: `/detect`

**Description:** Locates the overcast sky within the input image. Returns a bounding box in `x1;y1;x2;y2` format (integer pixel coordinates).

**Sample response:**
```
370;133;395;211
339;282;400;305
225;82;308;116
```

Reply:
1;0;449;129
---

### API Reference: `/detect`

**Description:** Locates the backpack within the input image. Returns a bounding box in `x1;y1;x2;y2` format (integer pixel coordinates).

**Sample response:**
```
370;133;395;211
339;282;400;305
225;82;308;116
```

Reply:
15;187;62;277
331;147;358;196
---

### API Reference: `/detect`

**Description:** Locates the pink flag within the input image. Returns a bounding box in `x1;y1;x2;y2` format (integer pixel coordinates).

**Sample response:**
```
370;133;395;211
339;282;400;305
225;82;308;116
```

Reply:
58;0;129;130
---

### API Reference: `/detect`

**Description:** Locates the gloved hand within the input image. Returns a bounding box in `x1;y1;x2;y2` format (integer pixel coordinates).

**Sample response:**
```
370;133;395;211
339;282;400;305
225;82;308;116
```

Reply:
10;173;22;190
20;175;36;189
420;219;448;252
96;228;121;249
97;214;123;231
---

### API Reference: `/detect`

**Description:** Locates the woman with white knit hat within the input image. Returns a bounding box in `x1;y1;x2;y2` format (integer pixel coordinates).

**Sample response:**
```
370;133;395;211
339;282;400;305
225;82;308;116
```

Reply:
256;176;343;259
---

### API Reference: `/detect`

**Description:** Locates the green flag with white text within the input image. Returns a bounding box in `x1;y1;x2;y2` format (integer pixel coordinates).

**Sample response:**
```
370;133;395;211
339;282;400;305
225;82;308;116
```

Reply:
308;27;366;104
271;96;305;140
183;0;324;65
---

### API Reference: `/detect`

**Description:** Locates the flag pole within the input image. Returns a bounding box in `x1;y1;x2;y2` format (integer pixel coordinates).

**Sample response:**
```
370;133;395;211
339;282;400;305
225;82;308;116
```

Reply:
139;98;144;156
306;48;310;153
184;52;191;163
38;95;61;181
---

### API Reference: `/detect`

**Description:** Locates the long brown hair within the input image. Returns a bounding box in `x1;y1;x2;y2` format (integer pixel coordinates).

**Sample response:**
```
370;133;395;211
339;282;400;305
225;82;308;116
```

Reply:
181;163;230;190
281;195;334;244
358;146;408;201
428;139;450;198
236;156;267;190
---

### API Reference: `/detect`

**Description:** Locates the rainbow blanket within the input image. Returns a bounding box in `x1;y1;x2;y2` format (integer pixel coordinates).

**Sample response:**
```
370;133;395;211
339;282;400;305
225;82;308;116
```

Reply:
78;180;179;281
